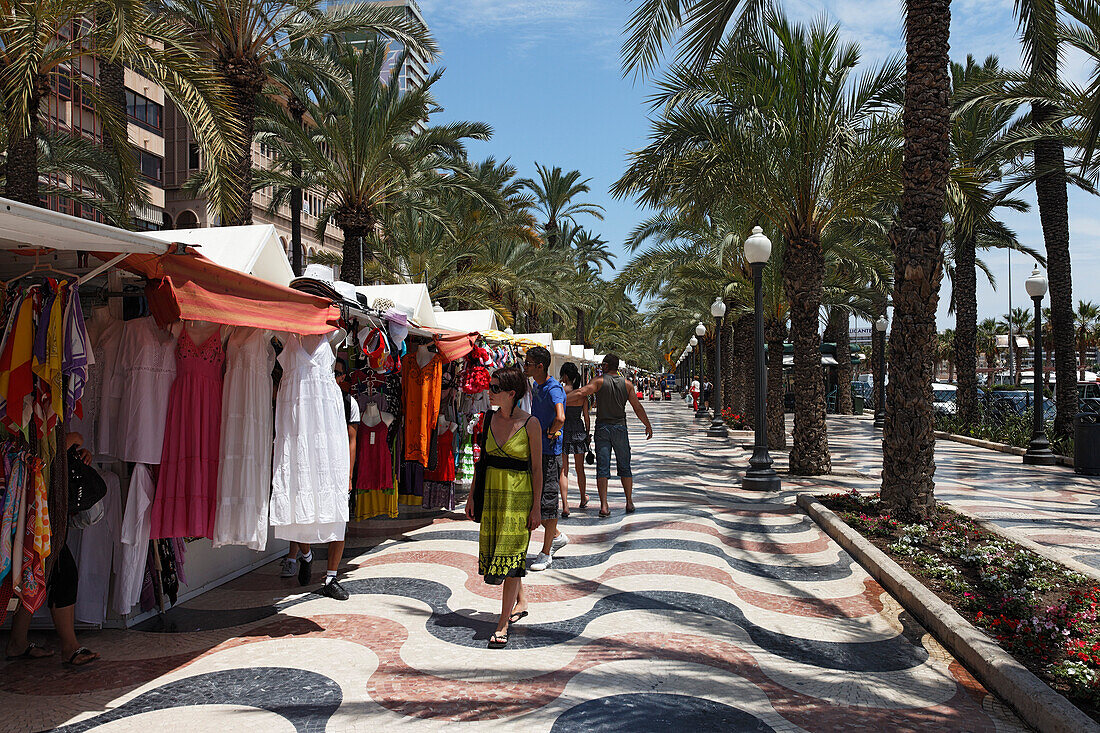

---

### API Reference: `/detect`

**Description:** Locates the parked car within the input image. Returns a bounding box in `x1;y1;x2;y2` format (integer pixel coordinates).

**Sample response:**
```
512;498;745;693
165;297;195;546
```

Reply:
932;383;957;415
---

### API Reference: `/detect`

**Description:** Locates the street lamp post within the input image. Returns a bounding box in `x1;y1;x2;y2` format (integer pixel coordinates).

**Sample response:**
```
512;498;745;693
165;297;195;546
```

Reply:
1023;267;1055;465
689;336;699;413
873;315;888;429
708;297;728;437
685;344;693;408
742;226;780;491
695;322;709;418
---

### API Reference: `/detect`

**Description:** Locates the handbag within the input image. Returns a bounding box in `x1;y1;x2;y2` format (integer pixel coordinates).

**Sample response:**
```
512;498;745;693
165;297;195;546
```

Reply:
67;446;107;513
471;410;493;522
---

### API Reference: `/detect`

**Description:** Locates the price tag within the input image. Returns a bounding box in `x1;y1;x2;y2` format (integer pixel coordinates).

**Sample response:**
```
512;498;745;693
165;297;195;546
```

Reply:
370;432;376;445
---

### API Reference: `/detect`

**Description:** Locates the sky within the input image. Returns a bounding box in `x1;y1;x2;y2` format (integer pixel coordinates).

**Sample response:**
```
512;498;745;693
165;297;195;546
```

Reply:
417;0;1100;333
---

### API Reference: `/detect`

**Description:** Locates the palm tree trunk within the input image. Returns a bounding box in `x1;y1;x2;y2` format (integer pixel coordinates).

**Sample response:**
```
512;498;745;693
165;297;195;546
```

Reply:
575;307;585;345
337;211;375;284
955;231;978;424
766;319;787;449
783;235;829;475
5;77;46;205
836;314;853;414
729;315;750;418
217;57;265;227
721;313;735;414
289;98;306;276
881;0;951;519
1033;107;1076;437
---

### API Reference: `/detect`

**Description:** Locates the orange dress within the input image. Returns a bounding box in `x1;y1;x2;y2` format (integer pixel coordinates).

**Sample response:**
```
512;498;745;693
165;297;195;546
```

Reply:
401;352;442;465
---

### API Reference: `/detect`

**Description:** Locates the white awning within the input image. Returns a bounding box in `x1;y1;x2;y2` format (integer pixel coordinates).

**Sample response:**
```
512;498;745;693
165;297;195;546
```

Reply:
435;309;497;333
147;224;293;286
0;196;171;254
355;283;436;327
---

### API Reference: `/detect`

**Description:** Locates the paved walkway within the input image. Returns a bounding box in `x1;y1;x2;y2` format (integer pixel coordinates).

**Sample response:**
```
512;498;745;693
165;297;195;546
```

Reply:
822;416;1100;572
1;402;1026;732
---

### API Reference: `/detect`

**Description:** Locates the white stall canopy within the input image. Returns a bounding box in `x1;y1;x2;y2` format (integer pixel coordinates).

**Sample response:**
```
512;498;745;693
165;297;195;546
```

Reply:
436;309;498;333
0;197;172;255
571;345;586;362
356;283;437;327
148;224;293;286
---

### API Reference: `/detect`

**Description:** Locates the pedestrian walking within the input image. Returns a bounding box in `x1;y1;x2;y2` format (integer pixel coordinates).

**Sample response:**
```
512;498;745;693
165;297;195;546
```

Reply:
703;379;713;411
465;365;543;648
572;354;653;516
558;361;591;517
523;347;567;571
689;375;701;410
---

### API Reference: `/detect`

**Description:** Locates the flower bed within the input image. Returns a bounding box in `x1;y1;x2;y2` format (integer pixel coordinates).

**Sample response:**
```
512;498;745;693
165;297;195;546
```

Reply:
821;490;1100;723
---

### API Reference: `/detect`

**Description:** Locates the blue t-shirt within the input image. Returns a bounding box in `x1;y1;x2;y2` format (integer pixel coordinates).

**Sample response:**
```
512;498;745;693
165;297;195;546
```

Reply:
531;376;566;456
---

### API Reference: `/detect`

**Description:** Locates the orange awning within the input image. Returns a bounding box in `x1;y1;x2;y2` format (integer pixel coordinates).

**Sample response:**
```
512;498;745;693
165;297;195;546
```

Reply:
424;327;478;363
122;250;340;336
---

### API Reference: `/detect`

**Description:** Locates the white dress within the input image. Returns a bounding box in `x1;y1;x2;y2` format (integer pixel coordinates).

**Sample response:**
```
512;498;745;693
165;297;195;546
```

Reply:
213;328;276;550
114;464;155;615
114;317;178;464
270;333;350;544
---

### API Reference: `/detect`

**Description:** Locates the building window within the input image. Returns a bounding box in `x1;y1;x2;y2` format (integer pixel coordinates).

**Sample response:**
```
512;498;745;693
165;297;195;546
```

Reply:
132;148;163;183
188;142;200;170
125;89;162;132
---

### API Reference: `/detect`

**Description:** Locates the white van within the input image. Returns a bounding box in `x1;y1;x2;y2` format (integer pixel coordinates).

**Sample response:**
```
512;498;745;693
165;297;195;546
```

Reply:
932;383;957;415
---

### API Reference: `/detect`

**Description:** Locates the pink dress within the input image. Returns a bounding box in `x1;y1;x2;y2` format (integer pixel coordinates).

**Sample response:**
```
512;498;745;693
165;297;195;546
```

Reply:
355;421;392;492
150;327;224;539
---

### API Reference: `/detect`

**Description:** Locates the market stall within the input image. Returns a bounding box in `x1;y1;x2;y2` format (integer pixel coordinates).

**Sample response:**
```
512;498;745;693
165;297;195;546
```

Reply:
0;199;345;629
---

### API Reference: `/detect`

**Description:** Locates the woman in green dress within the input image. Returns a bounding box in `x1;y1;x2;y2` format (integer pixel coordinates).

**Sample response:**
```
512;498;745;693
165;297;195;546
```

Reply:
464;364;543;648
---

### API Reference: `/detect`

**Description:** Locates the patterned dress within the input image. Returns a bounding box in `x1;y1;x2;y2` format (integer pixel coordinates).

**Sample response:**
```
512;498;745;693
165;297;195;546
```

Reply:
478;421;533;585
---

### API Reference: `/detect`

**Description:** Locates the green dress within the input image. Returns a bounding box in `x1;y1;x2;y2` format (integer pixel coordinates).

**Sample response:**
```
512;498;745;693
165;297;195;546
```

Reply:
478;421;533;584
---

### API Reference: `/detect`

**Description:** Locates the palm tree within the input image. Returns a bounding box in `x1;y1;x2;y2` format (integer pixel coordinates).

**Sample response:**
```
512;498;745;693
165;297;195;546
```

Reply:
936;329;956;382
978;317;1001;373
1014;0;1077;438
0;0;236;216
256;40;497;284
880;0;952;518
1003;306;1034;384
947;55;1030;425
159;0;436;226
616;10;903;475
518;164;605;249
1076;301;1100;379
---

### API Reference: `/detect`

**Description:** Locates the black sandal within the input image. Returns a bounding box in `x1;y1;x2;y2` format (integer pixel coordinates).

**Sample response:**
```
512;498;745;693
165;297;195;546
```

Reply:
508;610;529;624
598;508;611;518
579;497;590;509
561;509;570;518
5;642;52;661
64;647;99;667
488;630;509;648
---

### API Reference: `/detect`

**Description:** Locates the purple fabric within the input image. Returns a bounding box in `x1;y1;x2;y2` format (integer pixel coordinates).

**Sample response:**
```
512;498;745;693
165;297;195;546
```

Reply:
62;285;89;419
172;537;187;586
401;460;424;498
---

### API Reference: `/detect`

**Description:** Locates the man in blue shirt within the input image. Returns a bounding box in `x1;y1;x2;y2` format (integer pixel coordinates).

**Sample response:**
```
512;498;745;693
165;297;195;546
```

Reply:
524;346;566;571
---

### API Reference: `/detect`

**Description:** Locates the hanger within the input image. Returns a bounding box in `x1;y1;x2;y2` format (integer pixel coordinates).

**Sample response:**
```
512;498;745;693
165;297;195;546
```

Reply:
1;249;76;289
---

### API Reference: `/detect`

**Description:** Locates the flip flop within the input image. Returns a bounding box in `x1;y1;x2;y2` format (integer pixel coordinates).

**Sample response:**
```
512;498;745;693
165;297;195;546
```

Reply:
488;631;509;649
598;508;611;518
579;498;590;509
625;504;636;514
5;642;52;661
508;610;529;624
63;647;99;667
561;509;570;518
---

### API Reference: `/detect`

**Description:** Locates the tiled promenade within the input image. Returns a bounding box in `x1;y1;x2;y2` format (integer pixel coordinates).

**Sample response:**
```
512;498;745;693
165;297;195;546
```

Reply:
1;402;1026;732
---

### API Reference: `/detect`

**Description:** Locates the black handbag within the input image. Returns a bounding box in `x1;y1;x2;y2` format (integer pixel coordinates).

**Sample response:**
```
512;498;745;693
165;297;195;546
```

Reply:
471;410;493;522
67;446;107;513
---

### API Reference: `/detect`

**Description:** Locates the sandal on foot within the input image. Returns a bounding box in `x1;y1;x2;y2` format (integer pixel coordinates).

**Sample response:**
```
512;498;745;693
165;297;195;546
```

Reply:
561;509;570;518
598;508;611;518
625;504;636;514
488;631;509;649
5;642;53;661
508;610;529;624
64;647;99;667
579;497;589;509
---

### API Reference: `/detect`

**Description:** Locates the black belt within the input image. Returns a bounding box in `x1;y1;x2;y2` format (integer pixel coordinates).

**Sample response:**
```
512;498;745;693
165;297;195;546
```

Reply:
483;453;528;472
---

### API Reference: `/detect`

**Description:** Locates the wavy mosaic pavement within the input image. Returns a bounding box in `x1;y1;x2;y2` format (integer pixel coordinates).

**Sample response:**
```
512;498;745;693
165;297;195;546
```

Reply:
0;403;1028;732
824;416;1100;572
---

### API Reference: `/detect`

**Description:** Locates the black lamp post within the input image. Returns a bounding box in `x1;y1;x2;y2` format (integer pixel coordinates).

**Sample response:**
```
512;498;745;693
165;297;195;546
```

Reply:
695;322;710;418
1023;266;1055;465
686;342;694;408
742;226;780;491
873;315;888;429
708;297;728;437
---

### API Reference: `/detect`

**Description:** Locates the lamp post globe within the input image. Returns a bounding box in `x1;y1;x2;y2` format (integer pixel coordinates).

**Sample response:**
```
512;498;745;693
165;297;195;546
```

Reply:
873;315;888;428
1023;266;1055;465
741;226;780;491
708;297;728;437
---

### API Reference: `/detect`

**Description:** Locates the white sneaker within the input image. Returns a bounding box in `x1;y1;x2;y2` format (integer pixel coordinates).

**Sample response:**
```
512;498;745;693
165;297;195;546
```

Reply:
551;533;569;552
279;557;297;578
530;552;553;571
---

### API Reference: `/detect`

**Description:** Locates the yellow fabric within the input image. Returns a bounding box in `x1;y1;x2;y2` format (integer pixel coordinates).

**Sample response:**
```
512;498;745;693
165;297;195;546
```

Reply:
32;286;64;423
355;488;398;520
478;424;533;579
2;294;35;428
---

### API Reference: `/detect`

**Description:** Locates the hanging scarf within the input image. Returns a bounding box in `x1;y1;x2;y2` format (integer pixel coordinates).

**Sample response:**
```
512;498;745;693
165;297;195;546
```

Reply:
17;458;48;614
62;283;89;419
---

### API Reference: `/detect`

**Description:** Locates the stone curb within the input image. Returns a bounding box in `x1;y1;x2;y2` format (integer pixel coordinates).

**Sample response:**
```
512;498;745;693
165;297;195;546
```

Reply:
934;431;1075;468
797;493;1100;733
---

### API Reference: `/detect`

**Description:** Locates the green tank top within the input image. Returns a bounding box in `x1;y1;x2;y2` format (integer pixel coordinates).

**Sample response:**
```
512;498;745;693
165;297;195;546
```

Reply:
596;373;629;426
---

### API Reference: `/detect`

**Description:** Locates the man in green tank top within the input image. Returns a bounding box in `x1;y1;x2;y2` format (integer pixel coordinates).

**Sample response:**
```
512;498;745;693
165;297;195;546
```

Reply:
572;354;653;517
